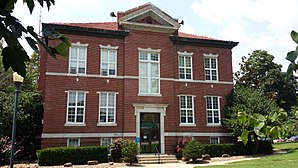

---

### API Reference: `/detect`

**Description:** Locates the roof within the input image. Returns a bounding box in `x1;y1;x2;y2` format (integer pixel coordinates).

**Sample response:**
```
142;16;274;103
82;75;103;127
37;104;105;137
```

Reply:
54;22;221;41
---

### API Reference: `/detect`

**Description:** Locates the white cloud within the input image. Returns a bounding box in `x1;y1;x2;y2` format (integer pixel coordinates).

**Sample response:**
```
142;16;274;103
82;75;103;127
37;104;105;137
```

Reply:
191;0;298;71
179;23;195;34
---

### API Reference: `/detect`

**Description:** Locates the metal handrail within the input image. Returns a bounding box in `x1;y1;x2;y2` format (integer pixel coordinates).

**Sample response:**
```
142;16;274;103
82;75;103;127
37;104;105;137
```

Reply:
154;145;161;164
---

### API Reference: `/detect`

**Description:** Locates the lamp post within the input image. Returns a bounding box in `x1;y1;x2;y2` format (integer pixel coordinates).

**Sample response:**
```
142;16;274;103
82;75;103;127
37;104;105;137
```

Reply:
10;72;24;168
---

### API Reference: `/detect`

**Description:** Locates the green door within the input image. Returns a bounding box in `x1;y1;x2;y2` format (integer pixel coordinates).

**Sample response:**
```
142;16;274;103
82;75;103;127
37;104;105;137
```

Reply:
140;113;160;153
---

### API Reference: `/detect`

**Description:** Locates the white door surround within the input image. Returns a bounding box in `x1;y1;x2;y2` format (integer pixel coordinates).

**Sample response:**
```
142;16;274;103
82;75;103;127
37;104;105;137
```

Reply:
132;103;168;154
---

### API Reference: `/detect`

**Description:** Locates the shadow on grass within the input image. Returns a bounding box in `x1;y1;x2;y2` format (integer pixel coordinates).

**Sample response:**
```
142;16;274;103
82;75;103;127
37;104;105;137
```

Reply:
185;159;209;164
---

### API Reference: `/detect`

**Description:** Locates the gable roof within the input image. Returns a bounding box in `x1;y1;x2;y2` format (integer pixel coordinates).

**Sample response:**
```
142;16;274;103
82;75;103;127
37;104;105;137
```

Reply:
117;3;180;33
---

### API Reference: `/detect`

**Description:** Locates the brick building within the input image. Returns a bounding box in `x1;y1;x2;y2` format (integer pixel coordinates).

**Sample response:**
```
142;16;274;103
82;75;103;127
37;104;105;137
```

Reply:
39;3;238;154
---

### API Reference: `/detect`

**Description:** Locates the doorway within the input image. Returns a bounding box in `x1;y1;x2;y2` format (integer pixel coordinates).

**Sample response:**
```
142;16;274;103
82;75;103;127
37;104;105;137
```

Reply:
140;113;160;153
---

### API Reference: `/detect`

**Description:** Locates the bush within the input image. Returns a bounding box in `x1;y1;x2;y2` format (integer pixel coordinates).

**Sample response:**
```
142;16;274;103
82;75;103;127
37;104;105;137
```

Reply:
203;143;246;157
121;141;139;165
38;146;108;166
0;137;11;166
182;140;204;162
174;137;192;159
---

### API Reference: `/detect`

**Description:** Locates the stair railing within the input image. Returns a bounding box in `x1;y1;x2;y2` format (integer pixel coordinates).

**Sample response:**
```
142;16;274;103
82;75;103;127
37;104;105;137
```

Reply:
154;145;161;164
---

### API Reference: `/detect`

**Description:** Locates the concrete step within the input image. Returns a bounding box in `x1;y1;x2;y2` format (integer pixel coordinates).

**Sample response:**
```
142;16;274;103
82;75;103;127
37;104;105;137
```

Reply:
137;154;177;164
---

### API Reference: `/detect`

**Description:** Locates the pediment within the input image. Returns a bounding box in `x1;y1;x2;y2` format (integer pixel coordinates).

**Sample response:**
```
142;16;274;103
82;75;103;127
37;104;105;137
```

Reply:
118;3;180;33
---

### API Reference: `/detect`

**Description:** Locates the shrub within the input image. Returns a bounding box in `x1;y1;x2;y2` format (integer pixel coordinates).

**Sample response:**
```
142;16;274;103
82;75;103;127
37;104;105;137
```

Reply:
37;146;108;166
0;137;11;166
203;143;246;157
182;140;204;162
121;140;139;165
174;137;192;159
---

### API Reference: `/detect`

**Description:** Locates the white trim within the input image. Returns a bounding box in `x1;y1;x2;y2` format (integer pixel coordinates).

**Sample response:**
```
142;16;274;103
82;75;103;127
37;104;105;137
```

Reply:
138;47;161;53
138;94;162;97
42;133;137;138
178;95;195;125
164;132;232;137
177;51;193;56
205;96;221;125
98;92;117;125
177;94;196;97
97;123;117;126
65;91;87;125
67;138;80;147
64;123;86;127
99;44;119;50
100;137;113;146
179;123;196;127
203;53;218;58
133;103;167;154
204;55;219;81
72;42;89;47
46;72;234;85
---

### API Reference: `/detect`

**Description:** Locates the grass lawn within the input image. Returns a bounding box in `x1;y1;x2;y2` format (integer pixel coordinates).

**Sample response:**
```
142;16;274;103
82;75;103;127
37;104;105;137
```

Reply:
195;142;298;168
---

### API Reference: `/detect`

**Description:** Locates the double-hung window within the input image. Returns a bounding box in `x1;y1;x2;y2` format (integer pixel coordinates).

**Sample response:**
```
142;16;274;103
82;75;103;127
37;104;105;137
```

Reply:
204;53;218;81
206;96;221;125
101;138;112;146
178;51;193;80
98;92;117;125
179;95;195;125
66;91;87;125
67;138;80;147
210;137;220;144
69;43;88;74
100;45;118;76
139;48;160;95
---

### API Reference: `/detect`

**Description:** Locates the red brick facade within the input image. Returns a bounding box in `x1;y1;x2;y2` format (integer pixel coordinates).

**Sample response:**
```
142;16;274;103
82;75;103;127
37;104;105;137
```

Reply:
39;3;238;153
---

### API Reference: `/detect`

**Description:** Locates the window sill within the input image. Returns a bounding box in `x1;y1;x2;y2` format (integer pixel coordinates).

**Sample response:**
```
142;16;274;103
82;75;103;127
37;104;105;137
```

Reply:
138;93;162;97
179;123;196;127
65;123;86;126
97;123;117;127
206;123;221;127
178;79;194;82
67;73;87;77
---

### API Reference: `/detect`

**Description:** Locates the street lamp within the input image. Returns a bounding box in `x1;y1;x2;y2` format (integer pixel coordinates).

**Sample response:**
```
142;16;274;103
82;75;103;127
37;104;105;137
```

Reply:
10;72;24;168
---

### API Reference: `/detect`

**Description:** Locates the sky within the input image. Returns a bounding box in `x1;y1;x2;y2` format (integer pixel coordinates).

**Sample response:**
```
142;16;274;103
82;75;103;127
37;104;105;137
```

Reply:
13;0;298;72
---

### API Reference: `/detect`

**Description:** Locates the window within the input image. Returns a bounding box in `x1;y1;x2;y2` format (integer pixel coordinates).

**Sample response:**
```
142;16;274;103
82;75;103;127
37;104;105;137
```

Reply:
100;45;118;76
69;43;88;74
206;96;221;125
99;92;117;124
210;137;220;144
66;91;86;124
101;138;112;146
179;95;195;124
204;53;218;81
139;48;160;95
67;138;80;147
178;52;193;80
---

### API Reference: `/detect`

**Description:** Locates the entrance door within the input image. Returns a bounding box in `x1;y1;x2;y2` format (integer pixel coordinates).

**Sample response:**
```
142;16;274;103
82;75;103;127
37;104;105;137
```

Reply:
140;113;160;153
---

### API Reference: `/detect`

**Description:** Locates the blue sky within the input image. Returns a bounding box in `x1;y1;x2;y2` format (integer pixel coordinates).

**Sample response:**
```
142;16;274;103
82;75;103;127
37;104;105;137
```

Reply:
14;0;298;72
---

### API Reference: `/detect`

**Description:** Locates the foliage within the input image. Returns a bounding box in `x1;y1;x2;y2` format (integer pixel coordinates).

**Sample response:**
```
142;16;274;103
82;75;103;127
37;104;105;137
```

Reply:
0;137;11;165
0;0;71;77
109;138;123;162
37;146;108;166
203;143;245;157
286;30;298;77
224;86;288;154
182;140;204;162
236;50;297;112
0;52;43;160
174;136;192;159
121;140;139;165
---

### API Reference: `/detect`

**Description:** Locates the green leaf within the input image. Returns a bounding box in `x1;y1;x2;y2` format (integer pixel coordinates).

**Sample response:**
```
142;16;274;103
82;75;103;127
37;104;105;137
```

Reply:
270;126;279;139
241;129;249;145
5;0;17;12
238;112;247;125
25;0;35;14
55;42;68;57
25;37;38;53
254;121;265;131
286;62;295;76
286;51;297;62
59;36;71;46
291;30;298;44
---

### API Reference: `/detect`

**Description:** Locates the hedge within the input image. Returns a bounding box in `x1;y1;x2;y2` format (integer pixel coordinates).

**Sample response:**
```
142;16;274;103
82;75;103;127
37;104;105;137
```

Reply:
37;146;108;166
202;140;273;157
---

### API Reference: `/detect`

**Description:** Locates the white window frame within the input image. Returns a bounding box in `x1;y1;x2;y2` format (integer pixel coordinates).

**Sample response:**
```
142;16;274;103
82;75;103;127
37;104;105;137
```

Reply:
205;96;221;126
65;91;88;126
68;42;88;75
210;137;220;144
178;95;196;126
178;51;193;80
204;53;218;81
67;138;80;147
97;92;118;126
138;48;161;96
100;45;119;76
100;137;112;146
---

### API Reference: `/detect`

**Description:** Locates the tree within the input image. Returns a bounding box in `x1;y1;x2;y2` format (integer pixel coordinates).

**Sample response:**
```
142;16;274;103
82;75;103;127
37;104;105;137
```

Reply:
235;50;297;112
0;51;43;159
0;0;70;77
121;140;139;165
224;86;288;154
286;30;298;76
